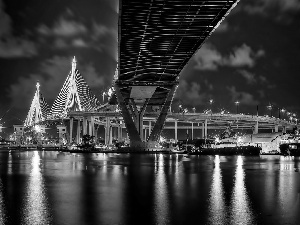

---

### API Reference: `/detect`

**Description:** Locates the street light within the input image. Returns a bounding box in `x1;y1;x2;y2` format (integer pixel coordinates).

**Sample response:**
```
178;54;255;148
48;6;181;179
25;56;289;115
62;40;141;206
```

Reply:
209;99;213;115
235;101;240;114
267;104;273;117
179;104;182;113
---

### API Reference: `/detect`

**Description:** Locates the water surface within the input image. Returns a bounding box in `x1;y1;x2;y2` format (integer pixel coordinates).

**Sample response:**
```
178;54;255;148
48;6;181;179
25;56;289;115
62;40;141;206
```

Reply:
0;151;299;225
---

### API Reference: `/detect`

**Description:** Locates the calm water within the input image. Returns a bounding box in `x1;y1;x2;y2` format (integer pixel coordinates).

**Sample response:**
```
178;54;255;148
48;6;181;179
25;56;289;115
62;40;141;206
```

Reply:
0;151;299;225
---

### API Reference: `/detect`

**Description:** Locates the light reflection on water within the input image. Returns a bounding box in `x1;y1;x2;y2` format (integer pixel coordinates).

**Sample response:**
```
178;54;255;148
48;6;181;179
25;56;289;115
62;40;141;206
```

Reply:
208;155;226;225
278;156;298;222
1;152;300;224
0;178;5;224
154;154;170;224
230;156;255;225
21;151;51;225
7;152;12;175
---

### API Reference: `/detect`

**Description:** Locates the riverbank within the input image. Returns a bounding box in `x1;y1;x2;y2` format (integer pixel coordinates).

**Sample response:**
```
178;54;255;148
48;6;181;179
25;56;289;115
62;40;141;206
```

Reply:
0;145;269;156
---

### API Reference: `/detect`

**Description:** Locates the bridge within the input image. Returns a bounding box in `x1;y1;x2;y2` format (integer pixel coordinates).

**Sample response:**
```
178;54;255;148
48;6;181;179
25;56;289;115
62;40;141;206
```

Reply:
115;0;240;148
11;0;298;148
17;56;297;147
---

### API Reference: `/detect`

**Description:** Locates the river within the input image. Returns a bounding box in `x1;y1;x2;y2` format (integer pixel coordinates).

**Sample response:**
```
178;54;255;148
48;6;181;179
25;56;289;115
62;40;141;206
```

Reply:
0;151;299;225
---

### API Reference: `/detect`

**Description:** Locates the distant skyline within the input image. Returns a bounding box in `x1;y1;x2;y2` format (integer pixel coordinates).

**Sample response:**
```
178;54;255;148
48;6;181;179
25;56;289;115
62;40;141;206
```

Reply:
0;0;300;130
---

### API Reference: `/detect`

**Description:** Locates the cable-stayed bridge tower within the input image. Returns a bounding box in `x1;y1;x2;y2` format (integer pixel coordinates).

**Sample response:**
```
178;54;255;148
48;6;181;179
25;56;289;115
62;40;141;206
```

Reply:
24;81;50;127
48;57;101;144
49;56;100;119
116;0;240;149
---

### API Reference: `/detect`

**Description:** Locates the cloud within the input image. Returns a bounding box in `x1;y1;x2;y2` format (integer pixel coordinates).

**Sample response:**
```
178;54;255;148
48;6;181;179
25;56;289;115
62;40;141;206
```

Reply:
225;44;265;67
193;44;223;70
92;22;116;40
238;70;256;84
37;14;116;52
0;0;37;58
72;38;89;48
37;17;87;37
0;39;37;58
174;80;207;106
227;86;260;106
9;56;105;110
238;69;271;87
194;43;265;70
214;21;229;33
0;0;10;36
239;0;300;21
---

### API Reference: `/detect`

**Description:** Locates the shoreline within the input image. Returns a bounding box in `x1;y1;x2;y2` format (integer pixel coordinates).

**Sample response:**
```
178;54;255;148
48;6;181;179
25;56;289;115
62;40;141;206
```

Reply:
0;146;295;156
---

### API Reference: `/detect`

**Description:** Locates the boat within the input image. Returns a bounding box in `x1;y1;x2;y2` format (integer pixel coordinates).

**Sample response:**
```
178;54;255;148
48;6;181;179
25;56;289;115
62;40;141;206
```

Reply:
279;127;300;156
170;147;187;154
280;143;300;156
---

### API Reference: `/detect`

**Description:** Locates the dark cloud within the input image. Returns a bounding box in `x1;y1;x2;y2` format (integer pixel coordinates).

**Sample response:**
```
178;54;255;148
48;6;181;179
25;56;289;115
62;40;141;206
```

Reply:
226;86;260;106
193;43;265;70
238;70;257;84
214;21;229;33
36;13;117;57
37;17;87;37
174;80;207;106
0;0;37;58
238;0;300;22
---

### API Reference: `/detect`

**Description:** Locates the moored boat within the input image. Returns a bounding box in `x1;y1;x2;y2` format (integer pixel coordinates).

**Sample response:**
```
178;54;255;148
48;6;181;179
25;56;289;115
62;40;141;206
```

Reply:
280;143;300;156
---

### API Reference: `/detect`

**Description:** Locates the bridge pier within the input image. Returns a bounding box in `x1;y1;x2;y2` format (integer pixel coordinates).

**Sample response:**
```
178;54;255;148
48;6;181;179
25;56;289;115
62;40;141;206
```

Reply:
191;122;194;140
57;125;67;145
76;120;81;143
274;124;278;132
13;125;24;145
69;117;73;143
115;83;177;150
253;121;259;134
83;117;87;135
175;120;178;143
204;119;208;139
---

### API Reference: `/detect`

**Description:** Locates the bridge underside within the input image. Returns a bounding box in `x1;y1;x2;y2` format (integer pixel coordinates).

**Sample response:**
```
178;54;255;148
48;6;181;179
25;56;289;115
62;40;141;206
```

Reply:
117;0;239;149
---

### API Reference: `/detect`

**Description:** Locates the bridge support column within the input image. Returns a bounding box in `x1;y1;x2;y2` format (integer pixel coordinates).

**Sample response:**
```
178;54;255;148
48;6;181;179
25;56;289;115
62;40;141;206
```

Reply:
69;117;73;143
118;125;122;142
175;120;178;143
191;122;194;140
109;126;113;145
253;121;258;134
57;125;67;145
204;119;208;139
91;116;95;137
94;125;99;142
148;85;176;143
148;121;152;141
115;83;177;150
13;125;24;145
76;120;81;143
83;117;87;135
105;117;110;145
283;126;286;133
88;121;92;136
274;124;278;132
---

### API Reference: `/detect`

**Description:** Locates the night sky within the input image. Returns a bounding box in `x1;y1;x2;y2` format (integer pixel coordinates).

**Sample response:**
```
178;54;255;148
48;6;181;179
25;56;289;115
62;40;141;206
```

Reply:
0;0;300;132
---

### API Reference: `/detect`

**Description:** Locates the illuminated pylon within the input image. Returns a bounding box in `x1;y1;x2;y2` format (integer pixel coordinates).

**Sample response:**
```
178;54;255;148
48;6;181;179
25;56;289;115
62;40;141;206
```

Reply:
24;82;49;127
49;56;100;119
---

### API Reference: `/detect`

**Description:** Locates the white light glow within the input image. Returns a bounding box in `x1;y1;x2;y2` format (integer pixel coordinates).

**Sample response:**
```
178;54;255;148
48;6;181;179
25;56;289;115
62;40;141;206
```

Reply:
230;156;254;224
154;154;170;224
208;155;226;224
22;151;51;225
0;179;5;224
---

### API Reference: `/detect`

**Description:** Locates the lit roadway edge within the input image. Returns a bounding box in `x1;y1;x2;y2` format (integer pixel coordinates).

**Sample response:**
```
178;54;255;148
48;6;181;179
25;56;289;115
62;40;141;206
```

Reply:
66;111;297;130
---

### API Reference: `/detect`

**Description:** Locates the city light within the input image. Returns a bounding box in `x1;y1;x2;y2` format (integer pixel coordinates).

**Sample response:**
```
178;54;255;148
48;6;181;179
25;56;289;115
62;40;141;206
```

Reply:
235;101;240;114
